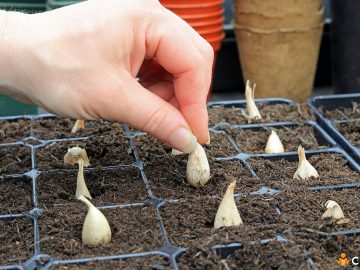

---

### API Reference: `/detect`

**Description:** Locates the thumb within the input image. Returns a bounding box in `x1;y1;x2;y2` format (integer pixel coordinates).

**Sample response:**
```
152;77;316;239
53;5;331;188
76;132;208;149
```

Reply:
101;78;197;154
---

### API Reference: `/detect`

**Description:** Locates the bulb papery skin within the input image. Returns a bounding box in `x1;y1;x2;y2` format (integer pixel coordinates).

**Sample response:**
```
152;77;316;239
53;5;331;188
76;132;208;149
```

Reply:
78;195;112;247
265;130;284;154
171;148;184;156
214;181;243;229
322;200;345;220
245;80;262;120
64;147;90;167
76;159;92;199
293;146;319;180
71;120;85;133
186;143;210;187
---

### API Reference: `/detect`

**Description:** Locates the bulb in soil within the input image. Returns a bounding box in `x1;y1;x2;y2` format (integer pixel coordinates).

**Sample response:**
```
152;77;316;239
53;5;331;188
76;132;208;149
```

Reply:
64;147;91;199
78;195;111;246
245;80;262;120
265;130;284;154
214;181;243;229
186;142;210;187
171;148;184;156
293;145;319;180
322;200;345;220
71;120;85;133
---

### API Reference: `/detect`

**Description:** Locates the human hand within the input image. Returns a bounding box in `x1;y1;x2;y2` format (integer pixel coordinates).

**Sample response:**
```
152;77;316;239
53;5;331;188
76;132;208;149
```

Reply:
0;0;213;153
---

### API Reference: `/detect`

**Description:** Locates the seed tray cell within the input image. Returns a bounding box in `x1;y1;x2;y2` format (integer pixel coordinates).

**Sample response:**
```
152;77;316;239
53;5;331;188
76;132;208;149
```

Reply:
310;93;360;164
0;175;33;214
35;135;133;171
0;144;32;175
0;217;34;266
208;98;315;126
221;121;336;154
0;118;31;144
39;205;163;260
36;166;148;209
32;117;122;140
0;99;359;269
245;151;360;189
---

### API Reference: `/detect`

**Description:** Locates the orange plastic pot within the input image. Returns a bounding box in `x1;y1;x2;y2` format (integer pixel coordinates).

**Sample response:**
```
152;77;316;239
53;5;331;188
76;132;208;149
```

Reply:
193;23;224;34
161;0;223;5
188;16;224;27
162;0;223;9
197;25;224;37
179;8;224;19
207;32;225;52
166;5;222;16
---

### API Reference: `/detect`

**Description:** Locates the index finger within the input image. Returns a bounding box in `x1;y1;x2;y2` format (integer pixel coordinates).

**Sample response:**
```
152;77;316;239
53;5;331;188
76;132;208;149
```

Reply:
145;11;213;143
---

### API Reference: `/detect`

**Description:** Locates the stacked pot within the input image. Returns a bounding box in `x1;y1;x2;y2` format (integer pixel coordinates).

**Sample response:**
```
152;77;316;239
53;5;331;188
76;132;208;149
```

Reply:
233;0;324;102
160;0;225;56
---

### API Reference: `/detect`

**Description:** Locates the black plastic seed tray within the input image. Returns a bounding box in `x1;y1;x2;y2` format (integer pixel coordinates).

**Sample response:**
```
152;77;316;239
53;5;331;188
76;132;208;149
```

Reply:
309;93;360;165
0;98;359;269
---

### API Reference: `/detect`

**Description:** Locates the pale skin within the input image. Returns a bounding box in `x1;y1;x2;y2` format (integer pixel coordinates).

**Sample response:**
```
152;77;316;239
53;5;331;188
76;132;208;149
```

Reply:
0;0;213;153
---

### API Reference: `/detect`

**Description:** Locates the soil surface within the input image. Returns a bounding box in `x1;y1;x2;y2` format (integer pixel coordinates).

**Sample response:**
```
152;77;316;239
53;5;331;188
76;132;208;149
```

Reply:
337;121;360;148
33;118;120;140
0;176;33;214
225;125;329;154
248;153;360;189
0;119;31;144
37;166;148;209
0;218;34;265
39;204;163;259
320;101;360;120
0;145;32;175
52;255;171;270
36;130;133;170
135;134;256;200
208;103;314;126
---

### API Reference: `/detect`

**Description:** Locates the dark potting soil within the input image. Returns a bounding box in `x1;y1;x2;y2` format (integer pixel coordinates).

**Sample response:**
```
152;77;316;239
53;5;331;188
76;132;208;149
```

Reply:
0;218;34;265
0;176;32;214
39;204;163;259
276;188;360;233
208;103;314;126
225;125;329;154
52;255;171;270
36;131;133;171
320;102;360;120
37;167;147;209
32;118;120;140
0;119;31;144
337;121;360;148
0;145;32;175
248;153;360;189
135;135;256;200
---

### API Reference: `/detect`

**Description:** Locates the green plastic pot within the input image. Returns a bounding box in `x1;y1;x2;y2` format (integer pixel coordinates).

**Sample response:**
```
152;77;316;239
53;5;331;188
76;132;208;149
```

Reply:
0;94;37;116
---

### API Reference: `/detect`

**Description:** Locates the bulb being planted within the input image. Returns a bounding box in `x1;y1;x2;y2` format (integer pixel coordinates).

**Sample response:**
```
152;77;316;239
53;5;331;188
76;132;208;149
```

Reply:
77;195;111;246
214;181;243;229
171;148;184;156
64;147;92;199
186;142;210;187
245;80;262;120
71;120;85;133
293;146;319;180
265;130;284;154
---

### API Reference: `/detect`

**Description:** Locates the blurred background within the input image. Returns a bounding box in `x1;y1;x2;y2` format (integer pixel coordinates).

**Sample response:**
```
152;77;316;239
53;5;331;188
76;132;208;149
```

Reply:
0;0;356;115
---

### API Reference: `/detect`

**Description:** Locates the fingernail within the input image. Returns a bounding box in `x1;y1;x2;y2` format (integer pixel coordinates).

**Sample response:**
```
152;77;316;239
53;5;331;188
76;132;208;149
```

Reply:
205;130;211;145
169;127;197;154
